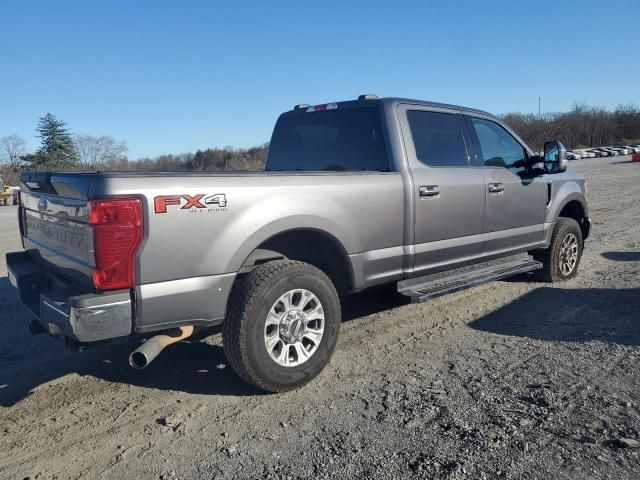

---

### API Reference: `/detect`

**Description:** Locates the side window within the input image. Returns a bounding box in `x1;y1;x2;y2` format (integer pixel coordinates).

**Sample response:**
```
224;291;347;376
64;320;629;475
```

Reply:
471;117;527;171
407;110;469;167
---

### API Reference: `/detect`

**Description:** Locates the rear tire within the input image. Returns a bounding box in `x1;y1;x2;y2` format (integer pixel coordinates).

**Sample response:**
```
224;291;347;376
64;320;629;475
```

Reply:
223;260;341;392
534;217;583;282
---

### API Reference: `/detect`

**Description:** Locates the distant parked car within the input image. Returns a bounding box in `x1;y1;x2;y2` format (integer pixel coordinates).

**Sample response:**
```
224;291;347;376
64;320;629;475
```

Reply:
566;151;581;160
578;150;596;158
589;148;610;157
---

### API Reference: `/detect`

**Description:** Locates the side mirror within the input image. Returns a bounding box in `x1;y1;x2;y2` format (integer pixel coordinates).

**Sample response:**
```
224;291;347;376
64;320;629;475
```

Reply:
543;140;568;174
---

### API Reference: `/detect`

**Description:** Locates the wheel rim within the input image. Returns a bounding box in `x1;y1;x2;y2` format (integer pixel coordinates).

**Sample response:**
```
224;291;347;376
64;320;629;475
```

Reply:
558;232;579;276
264;289;325;367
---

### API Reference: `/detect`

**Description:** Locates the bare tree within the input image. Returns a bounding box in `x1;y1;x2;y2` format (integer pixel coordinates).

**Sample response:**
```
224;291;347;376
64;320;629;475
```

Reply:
0;134;27;167
501;104;640;149
75;134;128;168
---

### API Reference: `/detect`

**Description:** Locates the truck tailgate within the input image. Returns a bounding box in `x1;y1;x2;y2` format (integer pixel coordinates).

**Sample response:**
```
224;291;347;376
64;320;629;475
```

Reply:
20;173;94;288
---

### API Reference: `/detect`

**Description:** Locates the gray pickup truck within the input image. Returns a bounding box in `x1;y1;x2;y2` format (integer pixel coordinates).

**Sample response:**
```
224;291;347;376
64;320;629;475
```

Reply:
7;95;590;391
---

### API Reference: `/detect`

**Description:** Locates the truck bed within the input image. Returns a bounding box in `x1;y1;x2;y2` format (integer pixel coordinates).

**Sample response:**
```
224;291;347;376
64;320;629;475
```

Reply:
17;168;405;334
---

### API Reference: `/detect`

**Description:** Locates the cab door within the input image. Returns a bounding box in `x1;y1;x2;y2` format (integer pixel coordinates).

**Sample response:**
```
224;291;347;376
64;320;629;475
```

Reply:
464;115;547;256
399;106;486;276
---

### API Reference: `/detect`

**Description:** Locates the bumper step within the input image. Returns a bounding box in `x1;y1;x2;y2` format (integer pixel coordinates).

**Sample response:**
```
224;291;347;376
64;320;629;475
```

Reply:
398;254;542;303
6;250;133;343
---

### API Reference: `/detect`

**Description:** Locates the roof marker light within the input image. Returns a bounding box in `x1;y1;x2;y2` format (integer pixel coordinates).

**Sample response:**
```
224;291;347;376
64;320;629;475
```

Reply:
306;103;338;113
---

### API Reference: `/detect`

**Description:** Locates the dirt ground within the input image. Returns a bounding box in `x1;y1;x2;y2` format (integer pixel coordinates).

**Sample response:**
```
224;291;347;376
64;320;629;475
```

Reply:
1;156;639;480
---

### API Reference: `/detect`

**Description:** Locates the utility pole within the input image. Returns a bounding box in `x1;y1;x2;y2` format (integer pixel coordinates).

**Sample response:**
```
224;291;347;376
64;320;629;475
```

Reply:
538;96;541;121
538;97;542;153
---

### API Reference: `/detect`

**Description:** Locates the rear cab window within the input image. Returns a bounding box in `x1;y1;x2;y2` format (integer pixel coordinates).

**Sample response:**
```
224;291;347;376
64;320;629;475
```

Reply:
266;105;389;172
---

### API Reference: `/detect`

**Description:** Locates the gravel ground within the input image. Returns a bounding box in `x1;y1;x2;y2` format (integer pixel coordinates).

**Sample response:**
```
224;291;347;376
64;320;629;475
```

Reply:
0;156;639;480
0;205;19;275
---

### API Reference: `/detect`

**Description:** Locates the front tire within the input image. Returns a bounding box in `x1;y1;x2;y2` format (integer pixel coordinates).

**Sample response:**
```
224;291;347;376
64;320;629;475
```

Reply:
223;260;341;392
534;217;583;282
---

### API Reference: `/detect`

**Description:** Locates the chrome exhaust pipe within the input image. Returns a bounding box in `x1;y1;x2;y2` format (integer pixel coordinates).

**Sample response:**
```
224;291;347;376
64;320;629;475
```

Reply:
129;326;194;369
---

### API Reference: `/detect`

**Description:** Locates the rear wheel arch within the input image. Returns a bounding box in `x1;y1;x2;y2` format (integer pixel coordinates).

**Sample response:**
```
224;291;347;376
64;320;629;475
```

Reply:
237;228;354;294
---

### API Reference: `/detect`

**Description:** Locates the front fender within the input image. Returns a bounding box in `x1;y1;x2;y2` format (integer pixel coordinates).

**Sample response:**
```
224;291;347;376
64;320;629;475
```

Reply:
545;182;588;224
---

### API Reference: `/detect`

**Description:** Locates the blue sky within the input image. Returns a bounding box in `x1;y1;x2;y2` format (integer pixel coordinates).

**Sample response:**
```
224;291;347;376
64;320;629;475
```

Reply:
1;0;639;159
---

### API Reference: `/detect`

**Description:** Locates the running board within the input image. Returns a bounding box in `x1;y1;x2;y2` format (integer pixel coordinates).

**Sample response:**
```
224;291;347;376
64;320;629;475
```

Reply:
398;254;542;303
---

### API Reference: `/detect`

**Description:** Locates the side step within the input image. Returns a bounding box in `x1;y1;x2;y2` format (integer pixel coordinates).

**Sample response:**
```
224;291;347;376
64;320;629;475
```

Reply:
398;254;542;303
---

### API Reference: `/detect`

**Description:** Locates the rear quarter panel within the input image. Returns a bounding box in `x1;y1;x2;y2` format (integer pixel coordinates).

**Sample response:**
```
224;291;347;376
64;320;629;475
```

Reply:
90;173;404;285
90;173;404;330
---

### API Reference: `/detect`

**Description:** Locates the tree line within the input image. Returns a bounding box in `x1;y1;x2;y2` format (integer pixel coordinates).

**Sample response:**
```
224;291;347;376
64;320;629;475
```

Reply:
501;103;640;153
0;113;267;185
2;104;640;185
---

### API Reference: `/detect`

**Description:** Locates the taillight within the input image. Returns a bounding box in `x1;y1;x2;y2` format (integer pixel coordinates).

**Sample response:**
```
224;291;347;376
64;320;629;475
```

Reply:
88;198;143;290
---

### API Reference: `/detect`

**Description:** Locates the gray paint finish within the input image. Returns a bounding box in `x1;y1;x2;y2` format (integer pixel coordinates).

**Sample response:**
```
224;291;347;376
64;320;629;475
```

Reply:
88;172;405;285
10;96;589;336
135;272;236;331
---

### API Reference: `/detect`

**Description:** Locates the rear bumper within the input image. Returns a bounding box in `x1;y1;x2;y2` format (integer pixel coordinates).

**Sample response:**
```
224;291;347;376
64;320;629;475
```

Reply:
6;251;132;342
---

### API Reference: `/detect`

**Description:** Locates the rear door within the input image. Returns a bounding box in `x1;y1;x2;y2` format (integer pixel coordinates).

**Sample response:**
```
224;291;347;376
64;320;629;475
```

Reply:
399;106;486;276
465;115;547;255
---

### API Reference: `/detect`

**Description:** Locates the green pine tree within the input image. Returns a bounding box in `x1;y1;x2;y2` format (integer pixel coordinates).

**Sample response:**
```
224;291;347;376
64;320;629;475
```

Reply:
24;113;78;170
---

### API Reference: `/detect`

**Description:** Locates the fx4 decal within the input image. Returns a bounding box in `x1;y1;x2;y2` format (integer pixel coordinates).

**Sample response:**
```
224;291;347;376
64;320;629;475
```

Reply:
205;193;227;208
154;194;228;214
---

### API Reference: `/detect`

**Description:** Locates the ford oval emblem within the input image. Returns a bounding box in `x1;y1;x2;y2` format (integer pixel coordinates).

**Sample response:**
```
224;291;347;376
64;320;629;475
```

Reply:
38;196;48;212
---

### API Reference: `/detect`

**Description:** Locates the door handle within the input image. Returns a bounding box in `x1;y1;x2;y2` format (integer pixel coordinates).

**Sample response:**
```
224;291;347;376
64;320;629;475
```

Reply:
419;185;440;197
488;182;504;193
